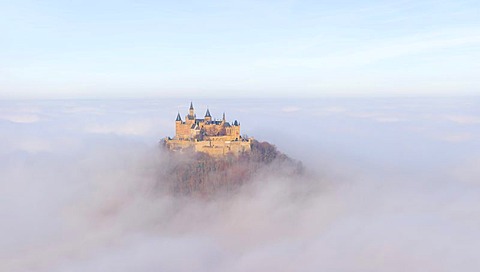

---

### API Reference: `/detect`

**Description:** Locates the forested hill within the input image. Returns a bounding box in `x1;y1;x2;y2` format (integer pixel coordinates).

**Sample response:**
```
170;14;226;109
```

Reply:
159;140;303;197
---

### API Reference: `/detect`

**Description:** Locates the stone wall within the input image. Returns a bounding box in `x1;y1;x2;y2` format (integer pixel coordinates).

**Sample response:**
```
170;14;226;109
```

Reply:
194;140;251;157
164;138;195;151
175;122;192;139
165;138;251;157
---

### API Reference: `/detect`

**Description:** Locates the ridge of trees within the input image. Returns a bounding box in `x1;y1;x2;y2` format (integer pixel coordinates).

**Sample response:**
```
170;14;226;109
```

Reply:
159;140;303;197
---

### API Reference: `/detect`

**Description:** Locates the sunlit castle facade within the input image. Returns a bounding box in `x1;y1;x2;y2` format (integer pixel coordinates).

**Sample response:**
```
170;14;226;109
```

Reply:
163;102;252;156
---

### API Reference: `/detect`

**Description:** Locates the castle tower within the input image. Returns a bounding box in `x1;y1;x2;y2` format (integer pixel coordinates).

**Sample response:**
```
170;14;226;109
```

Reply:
205;108;212;122
189;102;195;117
175;112;182;139
185;102;196;127
233;120;240;140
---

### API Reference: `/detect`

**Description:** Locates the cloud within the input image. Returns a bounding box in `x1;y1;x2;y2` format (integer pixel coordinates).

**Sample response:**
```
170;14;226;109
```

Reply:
1;98;480;272
451;157;480;185
322;106;347;113
281;106;301;113
0;113;40;123
445;115;480;125
439;132;473;142
374;116;406;123
63;106;105;115
84;119;157;136
347;111;407;123
14;138;53;152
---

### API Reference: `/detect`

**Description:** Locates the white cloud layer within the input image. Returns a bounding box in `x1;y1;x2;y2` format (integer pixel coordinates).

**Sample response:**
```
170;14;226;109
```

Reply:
1;98;480;271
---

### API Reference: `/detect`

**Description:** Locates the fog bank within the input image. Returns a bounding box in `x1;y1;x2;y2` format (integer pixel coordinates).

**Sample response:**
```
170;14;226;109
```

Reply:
1;98;480;271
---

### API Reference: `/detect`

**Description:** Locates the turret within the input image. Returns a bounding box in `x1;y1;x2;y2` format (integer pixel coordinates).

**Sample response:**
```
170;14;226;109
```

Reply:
189;102;195;117
175;112;183;139
232;120;241;139
205;108;212;122
222;112;226;123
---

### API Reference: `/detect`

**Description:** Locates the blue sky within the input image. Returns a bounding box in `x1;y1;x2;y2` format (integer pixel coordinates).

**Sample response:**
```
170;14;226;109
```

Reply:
1;0;479;98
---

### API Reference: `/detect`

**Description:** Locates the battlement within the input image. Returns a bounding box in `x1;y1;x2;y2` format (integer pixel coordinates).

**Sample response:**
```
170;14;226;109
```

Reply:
163;102;252;156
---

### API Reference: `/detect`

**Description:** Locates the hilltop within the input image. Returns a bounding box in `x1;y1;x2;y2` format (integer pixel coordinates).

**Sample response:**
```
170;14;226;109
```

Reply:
159;140;303;197
159;102;303;197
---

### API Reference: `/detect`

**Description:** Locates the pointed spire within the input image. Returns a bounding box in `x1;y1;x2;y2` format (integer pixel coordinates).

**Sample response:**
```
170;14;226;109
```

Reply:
222;112;226;121
189;102;194;110
205;108;211;117
176;112;182;121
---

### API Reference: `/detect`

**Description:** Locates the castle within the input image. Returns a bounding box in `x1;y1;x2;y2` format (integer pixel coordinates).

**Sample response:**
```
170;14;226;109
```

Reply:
163;102;252;156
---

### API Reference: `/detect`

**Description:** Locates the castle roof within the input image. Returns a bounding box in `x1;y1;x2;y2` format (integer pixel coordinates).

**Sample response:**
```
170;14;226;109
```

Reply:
190;102;194;110
207;120;223;125
191;123;200;129
176;112;182;121
205;108;211;117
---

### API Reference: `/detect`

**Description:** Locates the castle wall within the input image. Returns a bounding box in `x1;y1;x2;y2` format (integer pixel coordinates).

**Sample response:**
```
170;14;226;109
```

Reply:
165;138;251;156
175;122;191;139
164;138;195;151
194;140;251;156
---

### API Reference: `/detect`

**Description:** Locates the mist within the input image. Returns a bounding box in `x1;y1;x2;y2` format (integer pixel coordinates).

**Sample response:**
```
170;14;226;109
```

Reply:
1;98;480;272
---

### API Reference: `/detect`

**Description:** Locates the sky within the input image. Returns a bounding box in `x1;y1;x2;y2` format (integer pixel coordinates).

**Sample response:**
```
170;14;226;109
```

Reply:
1;0;479;99
1;98;480;271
